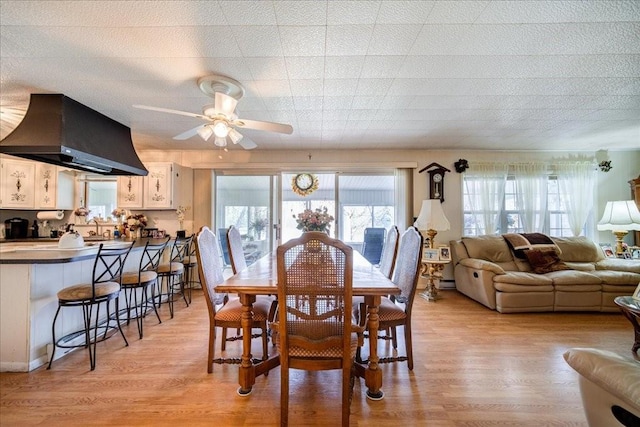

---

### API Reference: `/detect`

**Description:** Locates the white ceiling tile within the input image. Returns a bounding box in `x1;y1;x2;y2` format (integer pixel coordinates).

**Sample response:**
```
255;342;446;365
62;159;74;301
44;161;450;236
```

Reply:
293;96;323;111
219;1;277;25
190;26;243;57
323;96;354;110
262;96;294;111
274;1;327;25
279;26;326;56
231;26;284;57
477;0;640;24
253;80;292;97
285;57;325;80
367;24;422;55
324;80;358;97
351;96;382;110
327;1;381;25
360;56;405;79
324;56;365;78
426;1;491;24
245;57;288;80
376;1;436;24
326;25;374;56
355;79;394;96
290;79;324;96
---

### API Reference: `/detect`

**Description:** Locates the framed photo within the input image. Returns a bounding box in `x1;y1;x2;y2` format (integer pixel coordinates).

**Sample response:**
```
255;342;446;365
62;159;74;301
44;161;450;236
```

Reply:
438;246;451;261
633;283;640;301
423;248;439;261
631;247;640;259
599;243;615;258
623;252;633;259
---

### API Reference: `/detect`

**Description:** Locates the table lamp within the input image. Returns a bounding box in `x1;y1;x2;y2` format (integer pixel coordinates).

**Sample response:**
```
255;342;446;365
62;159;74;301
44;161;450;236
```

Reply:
414;199;450;248
597;200;640;256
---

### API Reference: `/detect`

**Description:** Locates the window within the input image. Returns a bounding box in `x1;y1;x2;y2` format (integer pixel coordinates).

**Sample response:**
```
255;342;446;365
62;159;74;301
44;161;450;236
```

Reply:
83;177;117;221
463;174;584;237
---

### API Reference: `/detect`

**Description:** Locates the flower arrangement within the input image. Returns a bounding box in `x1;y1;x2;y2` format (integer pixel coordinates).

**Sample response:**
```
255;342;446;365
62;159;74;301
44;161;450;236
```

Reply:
74;206;91;217
176;205;190;230
294;207;334;232
111;207;127;218
250;217;269;238
126;213;148;231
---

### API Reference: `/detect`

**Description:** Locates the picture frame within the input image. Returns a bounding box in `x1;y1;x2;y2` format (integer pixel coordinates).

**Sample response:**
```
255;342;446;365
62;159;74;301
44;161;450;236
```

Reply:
599;243;615;258
623;252;632;260
438;246;451;262
423;248;439;261
633;249;640;259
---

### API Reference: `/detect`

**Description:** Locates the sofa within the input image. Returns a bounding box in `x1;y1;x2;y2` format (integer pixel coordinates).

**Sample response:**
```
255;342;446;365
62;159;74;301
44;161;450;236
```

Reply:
563;348;640;426
450;234;640;313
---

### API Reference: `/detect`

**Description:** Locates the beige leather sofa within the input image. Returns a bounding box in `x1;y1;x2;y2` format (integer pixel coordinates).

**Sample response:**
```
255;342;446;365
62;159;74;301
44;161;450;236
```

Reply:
450;235;640;313
563;348;640;426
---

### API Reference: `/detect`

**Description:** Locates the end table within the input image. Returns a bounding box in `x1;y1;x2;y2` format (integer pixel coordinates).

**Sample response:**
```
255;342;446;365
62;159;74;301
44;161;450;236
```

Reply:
419;259;450;301
614;295;640;355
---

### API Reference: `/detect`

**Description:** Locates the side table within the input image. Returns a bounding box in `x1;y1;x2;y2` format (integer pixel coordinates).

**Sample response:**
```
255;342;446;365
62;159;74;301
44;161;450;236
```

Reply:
614;295;640;355
419;259;450;301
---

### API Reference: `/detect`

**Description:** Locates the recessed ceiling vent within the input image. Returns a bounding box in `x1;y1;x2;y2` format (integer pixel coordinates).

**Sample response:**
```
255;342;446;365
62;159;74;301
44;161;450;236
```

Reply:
0;94;147;176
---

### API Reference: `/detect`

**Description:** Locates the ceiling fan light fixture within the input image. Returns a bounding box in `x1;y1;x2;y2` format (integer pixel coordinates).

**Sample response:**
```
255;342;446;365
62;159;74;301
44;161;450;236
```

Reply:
213;120;229;138
214;136;227;147
228;128;243;144
197;125;213;141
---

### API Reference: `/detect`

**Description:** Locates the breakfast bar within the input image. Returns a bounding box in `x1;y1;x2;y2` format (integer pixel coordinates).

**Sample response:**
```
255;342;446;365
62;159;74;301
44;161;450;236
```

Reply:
0;240;145;372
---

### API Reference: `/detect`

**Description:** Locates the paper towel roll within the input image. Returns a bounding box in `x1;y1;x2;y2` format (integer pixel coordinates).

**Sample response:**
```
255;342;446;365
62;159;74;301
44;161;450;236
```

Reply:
37;210;64;221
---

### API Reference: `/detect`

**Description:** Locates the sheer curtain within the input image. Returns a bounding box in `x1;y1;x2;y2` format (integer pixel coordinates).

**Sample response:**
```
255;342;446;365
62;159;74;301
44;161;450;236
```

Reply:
513;163;548;232
465;163;509;235
555;161;596;236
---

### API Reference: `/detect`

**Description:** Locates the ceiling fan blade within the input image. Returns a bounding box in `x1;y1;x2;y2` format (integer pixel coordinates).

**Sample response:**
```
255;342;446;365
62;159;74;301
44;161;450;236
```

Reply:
214;92;238;117
234;119;293;134
133;104;209;120
238;135;258;150
173;125;205;140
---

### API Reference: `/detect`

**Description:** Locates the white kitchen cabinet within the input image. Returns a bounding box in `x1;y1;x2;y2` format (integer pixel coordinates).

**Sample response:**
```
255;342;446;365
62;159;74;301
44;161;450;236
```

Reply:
116;162;191;210
1;157;75;210
0;158;35;209
117;175;144;209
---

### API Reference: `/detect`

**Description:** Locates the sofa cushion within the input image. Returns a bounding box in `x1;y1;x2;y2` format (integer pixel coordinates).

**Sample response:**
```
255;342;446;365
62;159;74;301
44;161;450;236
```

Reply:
596;258;640;274
546;270;602;286
563;261;595;271
590;270;640;285
493;271;553;286
552;236;603;263
462;235;514;263
524;248;570;274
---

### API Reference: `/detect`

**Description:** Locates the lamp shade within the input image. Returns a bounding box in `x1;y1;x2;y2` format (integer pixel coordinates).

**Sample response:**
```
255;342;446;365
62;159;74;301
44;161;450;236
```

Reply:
414;200;450;231
597;200;640;231
197;125;213;141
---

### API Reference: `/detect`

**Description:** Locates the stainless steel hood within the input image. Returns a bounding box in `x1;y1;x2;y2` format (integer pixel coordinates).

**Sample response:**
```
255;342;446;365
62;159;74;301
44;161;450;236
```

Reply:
0;94;147;176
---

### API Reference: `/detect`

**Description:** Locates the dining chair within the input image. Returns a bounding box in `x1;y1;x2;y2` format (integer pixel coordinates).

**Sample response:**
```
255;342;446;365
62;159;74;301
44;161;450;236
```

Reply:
194;226;271;373
357;226;423;370
227;225;247;274
361;227;386;265
273;231;362;426
48;241;134;370
378;225;400;279
119;237;170;339
157;234;193;318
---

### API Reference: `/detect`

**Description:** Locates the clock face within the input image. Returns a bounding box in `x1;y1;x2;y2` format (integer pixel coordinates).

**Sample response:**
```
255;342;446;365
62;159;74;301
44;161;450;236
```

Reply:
295;173;314;191
433;173;443;183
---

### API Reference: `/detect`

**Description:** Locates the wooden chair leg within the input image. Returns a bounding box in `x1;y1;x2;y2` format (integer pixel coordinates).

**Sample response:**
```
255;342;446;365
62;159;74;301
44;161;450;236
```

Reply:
391;326;398;349
405;322;413;370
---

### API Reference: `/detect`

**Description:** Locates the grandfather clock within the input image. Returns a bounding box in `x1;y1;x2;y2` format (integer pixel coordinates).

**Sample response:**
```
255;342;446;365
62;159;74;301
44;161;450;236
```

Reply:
419;162;451;203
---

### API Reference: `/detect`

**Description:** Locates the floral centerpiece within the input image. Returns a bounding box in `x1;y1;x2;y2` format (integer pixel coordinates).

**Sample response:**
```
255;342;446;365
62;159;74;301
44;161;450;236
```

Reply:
74;206;91;224
112;207;127;220
126;213;147;232
250;217;269;239
176;205;190;230
294;207;334;233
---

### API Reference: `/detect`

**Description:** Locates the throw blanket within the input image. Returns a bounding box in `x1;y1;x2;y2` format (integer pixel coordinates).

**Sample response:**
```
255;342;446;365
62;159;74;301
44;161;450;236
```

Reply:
502;233;559;259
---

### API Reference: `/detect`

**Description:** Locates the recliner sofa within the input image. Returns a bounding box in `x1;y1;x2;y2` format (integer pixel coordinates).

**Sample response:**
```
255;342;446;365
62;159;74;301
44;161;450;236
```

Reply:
450;235;640;313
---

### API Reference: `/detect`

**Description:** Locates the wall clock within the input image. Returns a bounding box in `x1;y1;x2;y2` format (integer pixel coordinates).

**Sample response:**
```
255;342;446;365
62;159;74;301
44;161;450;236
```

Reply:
418;162;451;203
292;173;319;197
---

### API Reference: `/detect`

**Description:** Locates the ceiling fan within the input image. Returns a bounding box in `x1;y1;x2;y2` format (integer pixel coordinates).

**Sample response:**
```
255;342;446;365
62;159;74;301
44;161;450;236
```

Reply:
133;75;293;150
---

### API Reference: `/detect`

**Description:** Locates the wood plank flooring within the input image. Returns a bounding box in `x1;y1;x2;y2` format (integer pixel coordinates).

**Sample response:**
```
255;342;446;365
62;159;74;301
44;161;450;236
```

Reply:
0;289;633;426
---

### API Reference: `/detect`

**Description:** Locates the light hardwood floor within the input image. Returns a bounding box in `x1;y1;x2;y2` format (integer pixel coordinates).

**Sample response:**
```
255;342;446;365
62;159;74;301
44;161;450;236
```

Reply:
0;288;633;426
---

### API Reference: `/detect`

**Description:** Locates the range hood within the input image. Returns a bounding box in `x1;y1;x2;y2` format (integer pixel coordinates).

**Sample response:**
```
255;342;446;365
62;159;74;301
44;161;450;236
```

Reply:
0;94;147;176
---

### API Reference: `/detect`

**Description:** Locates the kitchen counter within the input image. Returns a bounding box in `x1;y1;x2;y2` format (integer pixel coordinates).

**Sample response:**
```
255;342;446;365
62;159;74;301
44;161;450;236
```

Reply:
0;238;154;372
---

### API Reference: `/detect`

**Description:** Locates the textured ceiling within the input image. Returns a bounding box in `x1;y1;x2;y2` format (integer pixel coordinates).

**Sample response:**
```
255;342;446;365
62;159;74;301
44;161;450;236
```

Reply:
1;0;639;153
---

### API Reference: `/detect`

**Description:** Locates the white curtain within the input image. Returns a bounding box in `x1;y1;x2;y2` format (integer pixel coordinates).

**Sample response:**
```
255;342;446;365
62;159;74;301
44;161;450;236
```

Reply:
465;163;509;235
555;161;596;236
395;168;413;232
513;163;548;232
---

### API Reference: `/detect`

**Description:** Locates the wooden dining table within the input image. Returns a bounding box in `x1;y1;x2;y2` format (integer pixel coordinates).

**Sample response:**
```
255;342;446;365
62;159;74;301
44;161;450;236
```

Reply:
215;251;400;400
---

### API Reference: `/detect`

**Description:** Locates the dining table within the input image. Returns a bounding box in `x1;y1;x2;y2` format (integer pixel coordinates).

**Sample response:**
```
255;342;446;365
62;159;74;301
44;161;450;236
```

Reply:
215;250;400;400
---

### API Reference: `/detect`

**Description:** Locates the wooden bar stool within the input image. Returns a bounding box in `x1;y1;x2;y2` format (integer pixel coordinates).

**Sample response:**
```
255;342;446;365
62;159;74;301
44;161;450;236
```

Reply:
47;242;134;371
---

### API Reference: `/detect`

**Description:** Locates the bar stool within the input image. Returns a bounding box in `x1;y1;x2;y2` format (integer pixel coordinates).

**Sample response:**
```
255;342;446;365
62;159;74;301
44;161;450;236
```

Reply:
119;237;170;339
47;242;134;371
157;234;193;318
182;238;199;304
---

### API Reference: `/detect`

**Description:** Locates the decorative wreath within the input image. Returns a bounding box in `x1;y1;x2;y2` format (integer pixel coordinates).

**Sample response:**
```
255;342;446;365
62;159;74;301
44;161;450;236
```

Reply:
291;173;319;197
